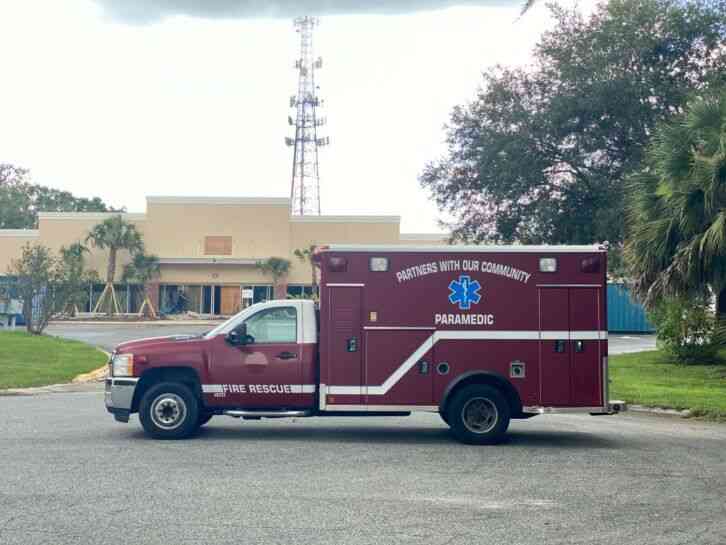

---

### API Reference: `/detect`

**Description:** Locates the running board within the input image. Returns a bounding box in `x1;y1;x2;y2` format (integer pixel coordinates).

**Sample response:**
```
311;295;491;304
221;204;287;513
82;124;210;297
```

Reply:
223;410;312;419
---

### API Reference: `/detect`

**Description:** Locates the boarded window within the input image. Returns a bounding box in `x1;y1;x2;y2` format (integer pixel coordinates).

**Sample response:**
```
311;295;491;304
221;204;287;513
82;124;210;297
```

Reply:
204;236;232;255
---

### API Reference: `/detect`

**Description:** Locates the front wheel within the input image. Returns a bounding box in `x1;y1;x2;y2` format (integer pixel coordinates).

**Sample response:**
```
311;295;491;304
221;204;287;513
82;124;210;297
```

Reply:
139;382;200;440
446;384;510;445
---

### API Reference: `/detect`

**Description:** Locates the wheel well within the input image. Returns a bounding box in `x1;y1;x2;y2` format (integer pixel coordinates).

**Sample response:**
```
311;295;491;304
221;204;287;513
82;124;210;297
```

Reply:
131;367;202;412
441;373;523;417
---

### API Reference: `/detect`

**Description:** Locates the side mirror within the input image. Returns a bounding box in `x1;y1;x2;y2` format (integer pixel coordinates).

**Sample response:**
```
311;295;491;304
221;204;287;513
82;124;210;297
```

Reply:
226;324;249;346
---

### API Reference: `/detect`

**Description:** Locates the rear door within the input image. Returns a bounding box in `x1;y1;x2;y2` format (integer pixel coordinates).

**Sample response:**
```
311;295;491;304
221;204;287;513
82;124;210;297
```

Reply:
539;287;603;407
326;286;363;405
569;288;603;406
539;288;571;405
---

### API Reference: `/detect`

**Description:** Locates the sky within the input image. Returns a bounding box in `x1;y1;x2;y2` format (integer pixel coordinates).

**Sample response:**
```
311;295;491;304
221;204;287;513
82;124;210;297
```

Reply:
0;0;597;233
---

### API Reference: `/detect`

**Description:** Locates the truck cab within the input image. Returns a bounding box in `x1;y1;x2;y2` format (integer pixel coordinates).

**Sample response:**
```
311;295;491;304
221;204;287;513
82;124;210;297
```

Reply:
105;300;319;431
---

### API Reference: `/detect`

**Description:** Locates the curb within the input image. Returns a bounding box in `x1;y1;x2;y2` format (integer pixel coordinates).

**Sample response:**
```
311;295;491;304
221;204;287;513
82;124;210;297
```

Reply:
71;348;110;384
628;404;693;418
0;382;104;396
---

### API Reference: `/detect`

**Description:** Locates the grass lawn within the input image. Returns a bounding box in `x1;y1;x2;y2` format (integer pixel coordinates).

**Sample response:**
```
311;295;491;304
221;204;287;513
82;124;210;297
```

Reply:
0;330;107;390
610;349;726;419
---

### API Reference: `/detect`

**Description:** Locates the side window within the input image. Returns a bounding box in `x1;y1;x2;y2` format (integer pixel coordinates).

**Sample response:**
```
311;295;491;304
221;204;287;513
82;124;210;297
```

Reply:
243;307;297;344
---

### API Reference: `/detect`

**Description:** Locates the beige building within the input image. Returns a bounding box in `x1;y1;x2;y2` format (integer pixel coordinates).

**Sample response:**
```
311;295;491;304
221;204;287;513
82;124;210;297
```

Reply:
0;196;447;315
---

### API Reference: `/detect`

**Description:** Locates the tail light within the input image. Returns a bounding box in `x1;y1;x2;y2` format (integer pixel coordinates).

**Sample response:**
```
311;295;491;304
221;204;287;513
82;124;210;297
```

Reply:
581;257;601;273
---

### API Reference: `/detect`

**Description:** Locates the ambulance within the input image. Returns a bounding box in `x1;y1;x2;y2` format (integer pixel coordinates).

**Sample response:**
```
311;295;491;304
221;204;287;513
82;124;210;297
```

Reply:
105;244;624;444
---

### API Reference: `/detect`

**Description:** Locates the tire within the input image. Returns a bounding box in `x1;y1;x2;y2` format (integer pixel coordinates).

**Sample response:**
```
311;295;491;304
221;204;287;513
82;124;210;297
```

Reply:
446;384;510;445
139;382;200;440
197;412;213;427
439;411;449;425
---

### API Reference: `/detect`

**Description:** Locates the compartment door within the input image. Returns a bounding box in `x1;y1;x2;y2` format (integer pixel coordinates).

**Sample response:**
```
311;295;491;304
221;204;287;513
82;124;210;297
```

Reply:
364;328;435;407
539;288;571;405
327;286;363;405
569;288;603;406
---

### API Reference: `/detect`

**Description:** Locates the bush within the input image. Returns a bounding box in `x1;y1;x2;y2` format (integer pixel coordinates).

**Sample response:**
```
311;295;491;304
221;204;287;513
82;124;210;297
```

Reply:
648;295;724;364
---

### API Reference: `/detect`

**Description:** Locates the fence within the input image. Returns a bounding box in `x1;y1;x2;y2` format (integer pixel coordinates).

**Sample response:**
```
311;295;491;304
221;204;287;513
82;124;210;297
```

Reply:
607;283;655;333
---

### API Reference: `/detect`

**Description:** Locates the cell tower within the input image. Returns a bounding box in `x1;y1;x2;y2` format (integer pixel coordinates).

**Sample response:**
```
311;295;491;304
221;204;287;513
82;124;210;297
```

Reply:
285;16;328;216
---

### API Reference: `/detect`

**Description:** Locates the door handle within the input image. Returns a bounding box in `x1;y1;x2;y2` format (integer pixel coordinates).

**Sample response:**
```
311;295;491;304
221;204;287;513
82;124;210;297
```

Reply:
277;351;297;360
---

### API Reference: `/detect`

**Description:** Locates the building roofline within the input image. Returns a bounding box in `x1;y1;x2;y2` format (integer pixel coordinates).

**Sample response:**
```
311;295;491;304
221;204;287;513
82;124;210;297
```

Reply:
0;229;40;237
399;233;450;241
290;215;401;224
147;196;290;206
37;212;146;221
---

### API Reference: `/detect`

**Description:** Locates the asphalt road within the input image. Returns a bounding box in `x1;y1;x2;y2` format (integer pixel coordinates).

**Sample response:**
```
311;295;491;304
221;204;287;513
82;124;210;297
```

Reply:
1;392;725;545
45;322;657;354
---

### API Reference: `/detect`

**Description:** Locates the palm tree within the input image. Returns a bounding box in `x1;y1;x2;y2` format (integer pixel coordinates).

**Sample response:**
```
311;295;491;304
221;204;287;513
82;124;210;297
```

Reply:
122;252;161;318
625;89;726;319
58;242;98;316
86;215;144;314
293;244;319;298
255;257;291;299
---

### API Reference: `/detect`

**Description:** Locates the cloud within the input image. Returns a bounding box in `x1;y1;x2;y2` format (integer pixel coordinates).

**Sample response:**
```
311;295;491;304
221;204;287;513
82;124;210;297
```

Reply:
94;0;522;23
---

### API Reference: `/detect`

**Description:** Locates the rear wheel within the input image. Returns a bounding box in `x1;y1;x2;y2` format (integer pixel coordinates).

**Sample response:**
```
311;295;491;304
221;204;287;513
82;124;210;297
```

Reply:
446;384;510;445
139;382;200;440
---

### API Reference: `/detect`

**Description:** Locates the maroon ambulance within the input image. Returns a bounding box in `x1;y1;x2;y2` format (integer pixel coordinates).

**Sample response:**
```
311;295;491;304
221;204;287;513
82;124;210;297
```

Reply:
105;244;624;444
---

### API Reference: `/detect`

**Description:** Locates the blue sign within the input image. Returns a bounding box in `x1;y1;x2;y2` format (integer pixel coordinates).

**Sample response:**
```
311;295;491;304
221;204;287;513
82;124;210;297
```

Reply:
448;275;482;310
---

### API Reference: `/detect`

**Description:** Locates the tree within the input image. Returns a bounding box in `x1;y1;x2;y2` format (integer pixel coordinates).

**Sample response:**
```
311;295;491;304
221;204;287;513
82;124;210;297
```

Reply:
58;242;99;317
255;257;291;298
122;252;161;318
86;215;144;314
421;0;726;245
625;89;726;319
0;163;116;229
293;245;319;298
8;244;64;334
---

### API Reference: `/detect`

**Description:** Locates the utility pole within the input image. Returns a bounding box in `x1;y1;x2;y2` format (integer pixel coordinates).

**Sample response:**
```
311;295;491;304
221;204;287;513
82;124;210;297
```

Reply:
285;16;328;216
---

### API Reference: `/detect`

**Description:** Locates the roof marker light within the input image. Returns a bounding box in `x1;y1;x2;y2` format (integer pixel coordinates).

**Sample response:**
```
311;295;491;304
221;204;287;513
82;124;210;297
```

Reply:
539;257;557;273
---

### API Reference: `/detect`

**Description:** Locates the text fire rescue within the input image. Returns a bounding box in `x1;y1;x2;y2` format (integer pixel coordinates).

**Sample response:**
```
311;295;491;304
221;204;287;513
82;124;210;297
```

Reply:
221;384;292;394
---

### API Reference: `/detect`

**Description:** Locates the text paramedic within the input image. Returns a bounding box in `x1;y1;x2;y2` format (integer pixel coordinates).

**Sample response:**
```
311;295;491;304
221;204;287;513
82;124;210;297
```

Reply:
435;314;495;325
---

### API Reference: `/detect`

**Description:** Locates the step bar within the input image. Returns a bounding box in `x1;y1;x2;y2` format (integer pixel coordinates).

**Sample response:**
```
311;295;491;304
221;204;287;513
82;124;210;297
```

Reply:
223;410;312;418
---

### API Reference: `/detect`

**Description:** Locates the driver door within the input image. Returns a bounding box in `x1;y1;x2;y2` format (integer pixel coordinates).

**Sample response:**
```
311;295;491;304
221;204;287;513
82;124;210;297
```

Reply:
206;305;306;408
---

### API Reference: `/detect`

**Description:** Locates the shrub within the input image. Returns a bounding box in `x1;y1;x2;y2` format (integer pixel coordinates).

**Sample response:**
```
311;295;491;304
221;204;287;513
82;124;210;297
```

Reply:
648;295;724;364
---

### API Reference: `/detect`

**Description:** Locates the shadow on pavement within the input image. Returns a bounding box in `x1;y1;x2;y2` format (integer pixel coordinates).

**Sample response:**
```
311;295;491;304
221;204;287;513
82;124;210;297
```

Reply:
119;422;621;449
506;430;620;449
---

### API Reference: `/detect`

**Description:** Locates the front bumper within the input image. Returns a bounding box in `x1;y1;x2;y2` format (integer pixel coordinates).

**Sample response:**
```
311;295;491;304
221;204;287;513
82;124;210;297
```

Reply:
105;377;139;423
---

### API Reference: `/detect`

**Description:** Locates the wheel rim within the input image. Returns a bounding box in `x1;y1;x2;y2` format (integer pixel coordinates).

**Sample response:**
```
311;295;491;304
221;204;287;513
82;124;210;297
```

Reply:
461;397;498;434
150;393;187;430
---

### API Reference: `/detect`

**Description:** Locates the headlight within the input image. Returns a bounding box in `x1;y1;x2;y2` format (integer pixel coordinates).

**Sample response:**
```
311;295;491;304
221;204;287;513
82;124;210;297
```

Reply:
112;354;134;377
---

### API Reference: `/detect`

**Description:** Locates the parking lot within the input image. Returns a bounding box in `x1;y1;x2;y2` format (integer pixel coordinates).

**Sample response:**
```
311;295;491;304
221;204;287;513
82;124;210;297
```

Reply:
1;390;725;545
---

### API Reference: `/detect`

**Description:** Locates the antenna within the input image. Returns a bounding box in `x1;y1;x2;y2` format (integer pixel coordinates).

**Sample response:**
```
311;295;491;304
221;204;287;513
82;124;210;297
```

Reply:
286;16;328;216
